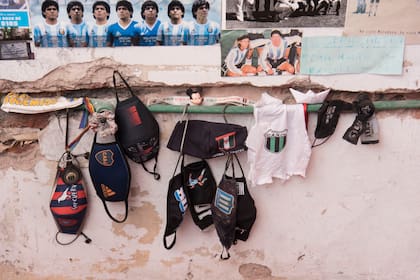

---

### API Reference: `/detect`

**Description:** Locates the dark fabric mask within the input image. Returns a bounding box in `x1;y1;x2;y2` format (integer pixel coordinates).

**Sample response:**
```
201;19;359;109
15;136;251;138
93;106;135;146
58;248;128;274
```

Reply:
315;100;352;139
167;120;248;159
211;154;238;260
230;154;256;243
163;172;188;249
113;70;160;179
89;135;131;223
343;93;375;145
183;159;216;230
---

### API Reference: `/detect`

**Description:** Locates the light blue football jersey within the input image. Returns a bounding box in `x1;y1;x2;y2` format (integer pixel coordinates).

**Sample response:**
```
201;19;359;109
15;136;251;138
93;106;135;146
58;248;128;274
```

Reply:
187;20;220;46
33;21;68;47
87;22;108;47
156;21;189;46
264;40;288;60
67;21;89;47
225;47;248;66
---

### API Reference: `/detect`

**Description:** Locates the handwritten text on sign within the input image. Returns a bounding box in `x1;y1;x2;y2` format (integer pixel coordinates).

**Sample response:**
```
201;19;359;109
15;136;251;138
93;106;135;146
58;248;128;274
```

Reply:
301;36;405;75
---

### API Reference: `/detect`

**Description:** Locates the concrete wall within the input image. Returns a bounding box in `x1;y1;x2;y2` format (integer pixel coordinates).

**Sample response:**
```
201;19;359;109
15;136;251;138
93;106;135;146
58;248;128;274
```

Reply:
1;34;420;279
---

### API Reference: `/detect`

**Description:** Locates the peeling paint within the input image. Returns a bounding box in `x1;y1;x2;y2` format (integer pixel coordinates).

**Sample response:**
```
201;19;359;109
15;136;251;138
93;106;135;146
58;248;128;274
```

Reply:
183;247;214;258
90;250;150;274
0;145;41;170
408;110;420;119
0;261;79;280
111;202;162;244
235;249;265;260
403;60;414;67
238;263;288;280
4;88;420;279
160;256;185;267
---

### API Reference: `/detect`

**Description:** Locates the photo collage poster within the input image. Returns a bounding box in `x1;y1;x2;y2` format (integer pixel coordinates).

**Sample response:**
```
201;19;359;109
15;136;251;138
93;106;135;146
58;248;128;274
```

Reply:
1;0;416;77
221;0;346;77
0;0;34;60
28;0;221;47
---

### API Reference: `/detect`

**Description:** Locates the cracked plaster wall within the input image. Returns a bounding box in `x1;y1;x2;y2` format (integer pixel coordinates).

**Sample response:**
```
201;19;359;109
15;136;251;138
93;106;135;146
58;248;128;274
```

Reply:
3;110;420;280
1;36;420;280
1;30;420;93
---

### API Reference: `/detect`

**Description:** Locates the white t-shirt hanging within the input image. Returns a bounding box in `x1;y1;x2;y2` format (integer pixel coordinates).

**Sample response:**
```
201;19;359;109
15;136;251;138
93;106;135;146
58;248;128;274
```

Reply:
247;93;312;186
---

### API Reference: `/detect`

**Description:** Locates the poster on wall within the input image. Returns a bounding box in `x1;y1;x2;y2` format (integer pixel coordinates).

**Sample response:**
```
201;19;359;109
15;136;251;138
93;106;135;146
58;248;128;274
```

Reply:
29;0;221;47
0;0;34;59
224;0;347;29
344;0;420;45
300;35;405;75
220;28;302;77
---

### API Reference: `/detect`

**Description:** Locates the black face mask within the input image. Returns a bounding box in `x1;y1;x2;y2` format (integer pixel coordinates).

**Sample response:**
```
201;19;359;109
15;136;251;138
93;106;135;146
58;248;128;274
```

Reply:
163;156;217;249
167;120;248;159
343;93;376;145
212;154;238;260
212;154;257;260
163;172;187;250
315;100;352;139
230;155;256;243
182;159;216;230
113;70;160;180
313;100;353;147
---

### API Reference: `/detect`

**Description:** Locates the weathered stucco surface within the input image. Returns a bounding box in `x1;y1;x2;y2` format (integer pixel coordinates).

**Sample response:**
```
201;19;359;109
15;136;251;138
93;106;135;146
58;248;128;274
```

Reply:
1;40;420;93
1;40;420;279
2;104;420;279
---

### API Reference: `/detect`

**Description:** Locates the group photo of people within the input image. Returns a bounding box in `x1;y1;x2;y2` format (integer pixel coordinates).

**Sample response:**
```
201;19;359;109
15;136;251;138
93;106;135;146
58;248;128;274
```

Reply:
220;28;302;77
225;0;347;28
29;0;221;47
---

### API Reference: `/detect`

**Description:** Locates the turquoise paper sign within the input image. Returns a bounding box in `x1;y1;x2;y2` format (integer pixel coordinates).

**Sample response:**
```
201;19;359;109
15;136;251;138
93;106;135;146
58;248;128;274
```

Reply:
301;35;405;75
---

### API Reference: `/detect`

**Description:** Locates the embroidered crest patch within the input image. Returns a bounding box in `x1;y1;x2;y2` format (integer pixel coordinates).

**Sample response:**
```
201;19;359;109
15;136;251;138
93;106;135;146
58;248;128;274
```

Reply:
264;129;287;153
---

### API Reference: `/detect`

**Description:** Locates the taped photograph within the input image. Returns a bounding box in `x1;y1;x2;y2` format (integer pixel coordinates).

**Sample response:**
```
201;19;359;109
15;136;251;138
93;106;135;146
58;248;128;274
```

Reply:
225;0;347;29
221;28;302;77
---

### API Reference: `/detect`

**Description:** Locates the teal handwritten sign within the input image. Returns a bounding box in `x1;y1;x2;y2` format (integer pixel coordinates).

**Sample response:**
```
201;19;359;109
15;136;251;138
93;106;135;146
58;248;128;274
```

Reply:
301;36;405;75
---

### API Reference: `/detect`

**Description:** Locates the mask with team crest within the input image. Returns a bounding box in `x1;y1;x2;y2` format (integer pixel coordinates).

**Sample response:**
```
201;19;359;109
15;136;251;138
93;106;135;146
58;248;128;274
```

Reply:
50;151;89;245
182;159;216;230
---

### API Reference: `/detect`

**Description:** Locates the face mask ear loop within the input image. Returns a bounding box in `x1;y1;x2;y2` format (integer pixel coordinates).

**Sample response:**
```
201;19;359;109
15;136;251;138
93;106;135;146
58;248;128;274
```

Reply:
311;135;331;148
180;103;189;123
222;104;230;124
220;246;231;260
172;104;190;178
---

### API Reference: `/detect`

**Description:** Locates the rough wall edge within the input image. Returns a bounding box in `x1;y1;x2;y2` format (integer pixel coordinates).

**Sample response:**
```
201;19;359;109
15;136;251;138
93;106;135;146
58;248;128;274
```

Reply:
0;56;419;94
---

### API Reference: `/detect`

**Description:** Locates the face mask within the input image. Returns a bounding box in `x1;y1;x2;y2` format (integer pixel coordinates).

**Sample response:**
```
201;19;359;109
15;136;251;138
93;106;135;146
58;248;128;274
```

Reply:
113;70;160;179
343;93;376;145
50;152;90;245
163;172;187;249
167;120;248;159
183;159;216;230
313;100;353;147
50;111;91;245
89;132;131;223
